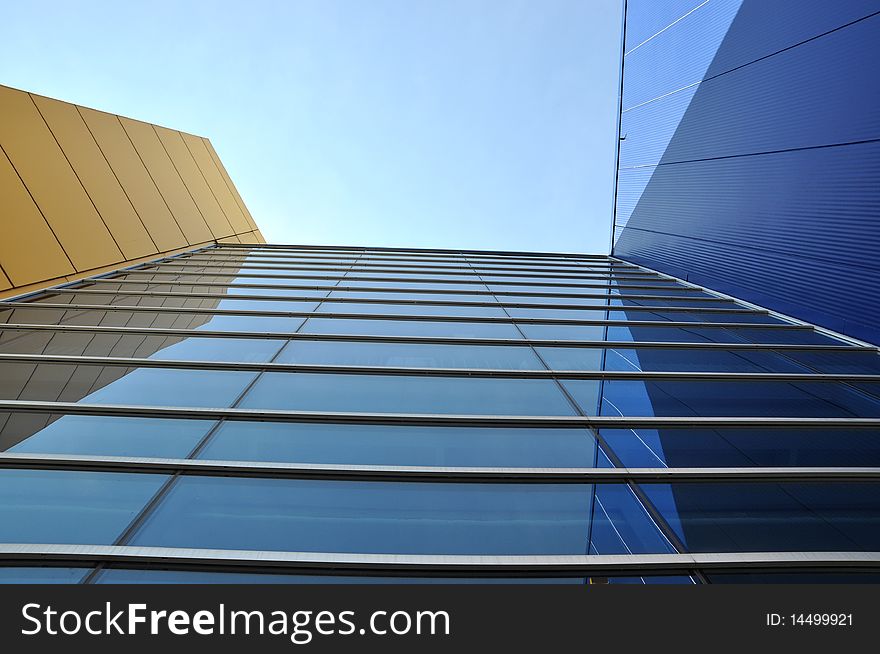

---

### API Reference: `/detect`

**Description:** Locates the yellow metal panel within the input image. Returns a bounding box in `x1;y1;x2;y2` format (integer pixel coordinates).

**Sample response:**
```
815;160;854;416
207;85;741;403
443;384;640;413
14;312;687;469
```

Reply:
0;267;12;291
202;138;259;231
78;107;187;252
0;147;75;285
255;231;267;244
238;231;262;244
155;126;234;239
0;86;122;271
31;95;158;261
120;118;213;245
217;235;242;244
182;133;251;234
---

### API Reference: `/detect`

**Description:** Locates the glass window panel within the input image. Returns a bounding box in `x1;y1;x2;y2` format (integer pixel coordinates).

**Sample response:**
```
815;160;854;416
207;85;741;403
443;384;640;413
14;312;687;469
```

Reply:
240;373;576;415
605;325;842;346
147;337;285;363
594;347;806;373
316;302;507;318
132;476;593;555
0;568;91;584
199;422;597;467
498;295;610;306
589;483;675;555
564;379;880;417
642;483;880;553
7;416;214;458
300;317;523;339
194;315;306;333
0;363;256;408
517;324;607;341
0;469;167;544
0;307;306;334
276;340;542;369
213;299;320;312
508;307;782;324
339;280;488;290
79;368;257;408
328;290;489;303
601;427;880;468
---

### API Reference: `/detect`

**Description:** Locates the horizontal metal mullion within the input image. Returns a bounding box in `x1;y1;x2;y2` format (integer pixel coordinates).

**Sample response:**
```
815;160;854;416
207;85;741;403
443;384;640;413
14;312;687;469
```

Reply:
107;269;691;291
0;544;878;576
216;242;613;260
149;260;662;281
1;352;876;381
1;453;878;483
2;322;867;351
194;255;638;272
81;278;730;303
1;302;804;329
181;255;638;275
46;288;761;314
3;400;879;428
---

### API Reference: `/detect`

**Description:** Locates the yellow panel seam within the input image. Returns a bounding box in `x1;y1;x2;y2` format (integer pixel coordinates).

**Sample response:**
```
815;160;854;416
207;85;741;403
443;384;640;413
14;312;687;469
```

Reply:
29;93;125;267
116;116;187;244
74;105;160;253
0;142;76;272
181;135;239;236
151;124;217;241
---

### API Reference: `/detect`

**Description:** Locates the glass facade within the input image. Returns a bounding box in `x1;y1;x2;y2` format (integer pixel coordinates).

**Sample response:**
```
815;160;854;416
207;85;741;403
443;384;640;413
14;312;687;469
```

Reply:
0;243;878;583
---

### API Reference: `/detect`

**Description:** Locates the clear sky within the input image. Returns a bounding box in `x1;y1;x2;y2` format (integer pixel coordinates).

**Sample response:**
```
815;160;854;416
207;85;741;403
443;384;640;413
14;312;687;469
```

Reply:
1;0;623;254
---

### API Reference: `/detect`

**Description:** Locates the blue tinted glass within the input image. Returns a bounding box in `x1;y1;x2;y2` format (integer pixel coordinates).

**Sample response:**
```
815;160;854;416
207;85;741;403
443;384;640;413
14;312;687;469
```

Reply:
517;324;606;341
78;368;257;408
589;484;675;555
317;302;507;318
0;470;166;544
199;422;596;467
642;483;880;552
0;568;90;584
339;280;488;290
569;379;880;417
8;416;214;458
606;325;844;346
149;337;285;362
213;287;330;298
196;314;306;332
500;295;609;306
276;340;541;369
132;477;593;555
328;291;487;303
596;347;806;373
601;428;880;468
300;317;523;339
240;373;576;415
214;299;319;312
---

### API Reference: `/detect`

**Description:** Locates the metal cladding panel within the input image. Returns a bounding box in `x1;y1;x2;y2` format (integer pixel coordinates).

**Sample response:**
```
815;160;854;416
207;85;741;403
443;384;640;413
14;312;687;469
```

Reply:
119;117;213;245
0;86;123;271
182;134;253;235
0;85;264;299
154;126;236;239
202;138;259;232
31;95;158;261
0;148;75;285
613;1;880;344
78;107;188;253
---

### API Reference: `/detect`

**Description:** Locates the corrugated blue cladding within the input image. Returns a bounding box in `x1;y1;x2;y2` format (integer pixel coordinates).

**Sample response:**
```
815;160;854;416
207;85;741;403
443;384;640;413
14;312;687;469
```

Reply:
613;0;880;344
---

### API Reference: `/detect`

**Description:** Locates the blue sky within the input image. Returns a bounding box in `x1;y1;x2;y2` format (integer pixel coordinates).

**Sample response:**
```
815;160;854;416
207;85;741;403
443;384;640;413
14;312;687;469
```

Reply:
1;0;623;253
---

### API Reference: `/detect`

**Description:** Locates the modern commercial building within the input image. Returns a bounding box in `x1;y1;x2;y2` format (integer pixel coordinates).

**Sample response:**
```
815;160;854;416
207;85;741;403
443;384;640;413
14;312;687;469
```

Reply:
0;1;879;584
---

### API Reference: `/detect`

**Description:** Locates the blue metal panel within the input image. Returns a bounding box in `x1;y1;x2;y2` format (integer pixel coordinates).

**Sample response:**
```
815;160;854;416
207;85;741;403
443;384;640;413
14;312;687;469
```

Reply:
613;0;880;344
